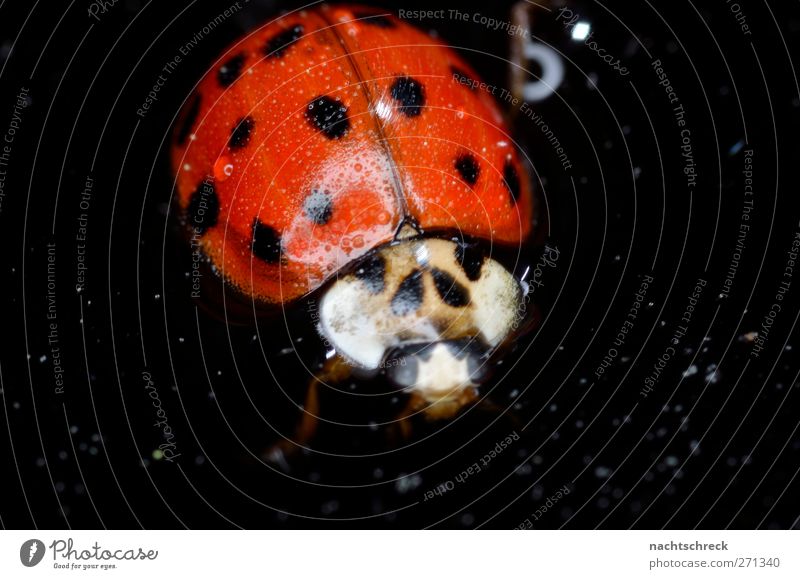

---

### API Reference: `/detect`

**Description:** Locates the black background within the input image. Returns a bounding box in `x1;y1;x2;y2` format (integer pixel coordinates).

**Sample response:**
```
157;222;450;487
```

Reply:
1;0;799;529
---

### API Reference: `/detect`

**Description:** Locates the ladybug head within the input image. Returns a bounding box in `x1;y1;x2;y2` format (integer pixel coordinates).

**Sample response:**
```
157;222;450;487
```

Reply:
317;236;525;418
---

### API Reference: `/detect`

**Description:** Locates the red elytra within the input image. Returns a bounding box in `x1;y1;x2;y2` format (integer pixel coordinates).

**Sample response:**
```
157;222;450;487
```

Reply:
171;4;533;304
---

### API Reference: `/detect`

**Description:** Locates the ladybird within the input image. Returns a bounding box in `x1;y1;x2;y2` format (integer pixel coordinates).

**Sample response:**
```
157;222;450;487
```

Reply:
171;4;535;451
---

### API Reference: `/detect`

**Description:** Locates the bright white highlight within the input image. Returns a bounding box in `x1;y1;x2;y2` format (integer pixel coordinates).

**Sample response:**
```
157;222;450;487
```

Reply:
571;22;591;40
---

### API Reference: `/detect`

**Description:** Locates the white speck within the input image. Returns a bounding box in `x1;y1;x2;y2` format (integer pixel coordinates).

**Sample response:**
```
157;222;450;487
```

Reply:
321;500;339;514
571;22;591;41
728;139;745;156
395;473;422;494
595;466;610;478
182;163;191;171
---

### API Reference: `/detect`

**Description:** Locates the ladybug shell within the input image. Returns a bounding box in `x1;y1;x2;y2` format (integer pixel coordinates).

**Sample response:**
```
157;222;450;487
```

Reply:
171;4;533;304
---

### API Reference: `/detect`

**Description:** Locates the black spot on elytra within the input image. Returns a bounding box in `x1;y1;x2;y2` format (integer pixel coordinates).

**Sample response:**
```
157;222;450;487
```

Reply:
186;180;219;234
176;94;200;145
218;53;245;87
353;11;395;28
455;154;480;186
503;160;521;203
305;96;350;139
302;190;333;225
264;25;304;58
454;243;484;281
450;66;477;91
391;269;424;316
354;253;386;294
431;268;470;307
390;76;425;117
251;219;282;264
229;116;254;149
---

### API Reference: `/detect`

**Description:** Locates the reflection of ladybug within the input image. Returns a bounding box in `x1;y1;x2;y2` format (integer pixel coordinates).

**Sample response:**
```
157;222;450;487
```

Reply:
171;4;535;453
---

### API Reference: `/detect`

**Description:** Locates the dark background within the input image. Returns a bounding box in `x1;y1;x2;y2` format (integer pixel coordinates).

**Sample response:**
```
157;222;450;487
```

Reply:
1;0;799;529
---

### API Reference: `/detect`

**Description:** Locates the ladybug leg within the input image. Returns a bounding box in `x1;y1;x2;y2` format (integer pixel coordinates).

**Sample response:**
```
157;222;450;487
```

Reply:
387;393;426;444
475;398;523;431
264;356;352;467
388;387;482;444
388;392;521;445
